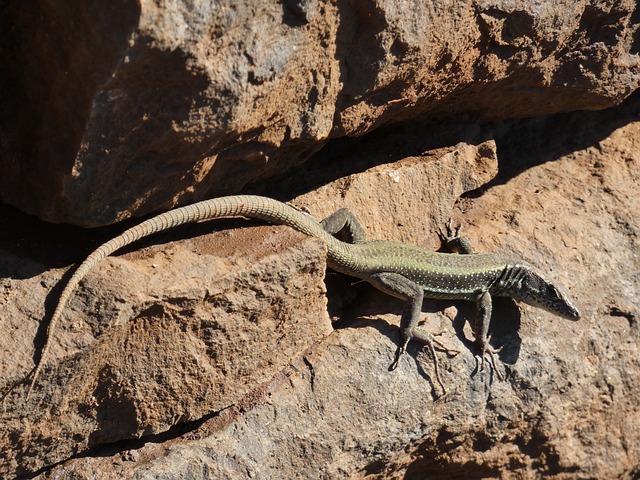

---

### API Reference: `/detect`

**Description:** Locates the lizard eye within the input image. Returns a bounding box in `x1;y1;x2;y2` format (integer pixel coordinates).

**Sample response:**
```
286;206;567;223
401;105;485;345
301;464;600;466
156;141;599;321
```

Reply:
546;285;560;299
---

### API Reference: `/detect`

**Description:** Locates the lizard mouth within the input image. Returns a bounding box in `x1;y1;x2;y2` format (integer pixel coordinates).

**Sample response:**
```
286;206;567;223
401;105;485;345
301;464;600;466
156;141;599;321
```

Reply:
560;306;581;321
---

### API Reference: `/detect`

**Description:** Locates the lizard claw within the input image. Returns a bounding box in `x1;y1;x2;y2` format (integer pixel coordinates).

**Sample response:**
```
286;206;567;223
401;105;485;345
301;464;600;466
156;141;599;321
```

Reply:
390;339;410;371
446;218;461;239
474;337;505;381
438;218;463;246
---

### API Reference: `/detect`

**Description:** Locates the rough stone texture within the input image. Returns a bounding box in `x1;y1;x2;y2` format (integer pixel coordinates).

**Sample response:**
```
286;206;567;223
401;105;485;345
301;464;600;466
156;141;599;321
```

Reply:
0;228;331;477
293;140;499;247
1;141;496;477
1;0;638;226
1;94;639;478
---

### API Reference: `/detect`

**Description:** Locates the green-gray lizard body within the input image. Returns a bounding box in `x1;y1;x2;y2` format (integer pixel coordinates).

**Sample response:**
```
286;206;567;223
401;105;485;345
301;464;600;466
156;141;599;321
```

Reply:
26;195;580;400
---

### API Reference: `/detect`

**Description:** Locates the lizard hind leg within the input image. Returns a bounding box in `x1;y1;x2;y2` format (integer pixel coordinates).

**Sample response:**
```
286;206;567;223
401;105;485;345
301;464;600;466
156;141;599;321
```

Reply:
472;291;505;381
366;272;446;394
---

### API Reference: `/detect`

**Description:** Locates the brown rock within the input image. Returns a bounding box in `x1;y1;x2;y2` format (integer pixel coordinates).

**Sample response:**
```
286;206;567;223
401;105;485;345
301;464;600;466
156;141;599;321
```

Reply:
294;140;498;247
0;227;331;477
3;91;635;480
0;141;496;477
1;1;638;226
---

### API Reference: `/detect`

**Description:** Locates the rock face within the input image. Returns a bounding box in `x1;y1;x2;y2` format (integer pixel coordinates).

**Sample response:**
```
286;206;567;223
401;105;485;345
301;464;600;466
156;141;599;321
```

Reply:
2;97;640;478
0;140;497;477
1;0;638;226
1;1;639;478
1;226;332;476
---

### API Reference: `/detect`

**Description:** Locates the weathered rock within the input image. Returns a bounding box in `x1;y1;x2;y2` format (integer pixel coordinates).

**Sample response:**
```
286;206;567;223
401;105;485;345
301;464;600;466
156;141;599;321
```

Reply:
1;0;638;226
4;90;636;480
0;141;497;477
294;140;498;247
0;227;331;477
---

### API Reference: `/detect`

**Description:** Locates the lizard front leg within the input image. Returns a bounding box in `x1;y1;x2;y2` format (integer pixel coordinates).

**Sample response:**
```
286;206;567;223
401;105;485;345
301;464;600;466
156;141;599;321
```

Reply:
438;218;473;254
474;291;504;380
440;220;504;379
366;272;446;394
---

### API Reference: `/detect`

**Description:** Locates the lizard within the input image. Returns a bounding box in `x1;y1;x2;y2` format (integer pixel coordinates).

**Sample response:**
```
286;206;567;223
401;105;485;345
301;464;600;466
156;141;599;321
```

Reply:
25;195;580;400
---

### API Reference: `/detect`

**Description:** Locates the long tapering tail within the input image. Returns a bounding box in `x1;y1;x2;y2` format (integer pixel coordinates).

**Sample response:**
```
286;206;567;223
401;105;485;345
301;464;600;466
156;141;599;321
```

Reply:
26;195;345;401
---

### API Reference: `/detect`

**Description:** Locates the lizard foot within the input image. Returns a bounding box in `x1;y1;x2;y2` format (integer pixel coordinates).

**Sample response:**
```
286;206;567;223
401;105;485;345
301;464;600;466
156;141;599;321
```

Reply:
391;331;451;395
438;218;473;254
474;338;505;381
390;339;410;371
437;218;461;244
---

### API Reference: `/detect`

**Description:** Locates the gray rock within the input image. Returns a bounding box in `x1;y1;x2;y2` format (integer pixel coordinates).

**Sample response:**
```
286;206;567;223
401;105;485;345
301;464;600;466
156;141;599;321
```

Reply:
1;0;638;226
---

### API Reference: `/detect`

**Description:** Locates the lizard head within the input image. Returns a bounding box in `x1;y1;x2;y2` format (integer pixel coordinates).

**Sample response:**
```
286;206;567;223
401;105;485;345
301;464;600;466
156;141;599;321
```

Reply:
512;268;581;321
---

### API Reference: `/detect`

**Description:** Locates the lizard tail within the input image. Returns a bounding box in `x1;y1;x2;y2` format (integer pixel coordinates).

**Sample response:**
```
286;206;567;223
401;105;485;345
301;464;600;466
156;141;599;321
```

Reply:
25;195;343;401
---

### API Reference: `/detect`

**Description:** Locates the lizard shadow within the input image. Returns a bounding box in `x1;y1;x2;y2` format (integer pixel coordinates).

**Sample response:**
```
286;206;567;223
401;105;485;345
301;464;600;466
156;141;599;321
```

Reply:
328;276;523;388
0;263;78;401
451;299;523;368
30;266;82;367
0;262;79;401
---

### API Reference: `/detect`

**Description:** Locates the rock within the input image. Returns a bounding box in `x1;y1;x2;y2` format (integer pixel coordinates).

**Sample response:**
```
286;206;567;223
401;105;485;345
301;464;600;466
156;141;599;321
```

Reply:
1;0;638;226
0;140;496;477
0;227;331;477
293;140;498;247
1;90;636;479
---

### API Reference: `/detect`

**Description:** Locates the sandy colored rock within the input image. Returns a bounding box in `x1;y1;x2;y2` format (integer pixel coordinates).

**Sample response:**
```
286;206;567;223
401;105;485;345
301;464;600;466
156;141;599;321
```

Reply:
1;0;638;226
295;140;498;247
0;227;331;477
1;141;497;477
5;93;635;480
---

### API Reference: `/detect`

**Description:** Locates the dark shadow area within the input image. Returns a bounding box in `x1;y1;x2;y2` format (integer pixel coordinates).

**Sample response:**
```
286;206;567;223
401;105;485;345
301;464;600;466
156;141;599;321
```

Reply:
28;266;79;374
327;272;523;394
6;89;638;281
0;202;256;279
451;298;523;370
328;277;446;396
399;430;502;479
0;112;489;281
332;0;390;118
247;116;492;200
395;410;583;479
0;0;141;222
280;0;310;27
0;257;80;402
16;408;221;480
0;204;120;277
